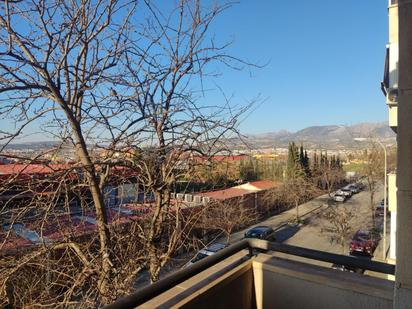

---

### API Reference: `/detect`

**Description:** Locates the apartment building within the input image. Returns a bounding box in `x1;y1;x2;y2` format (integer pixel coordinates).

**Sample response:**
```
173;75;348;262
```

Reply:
381;0;399;265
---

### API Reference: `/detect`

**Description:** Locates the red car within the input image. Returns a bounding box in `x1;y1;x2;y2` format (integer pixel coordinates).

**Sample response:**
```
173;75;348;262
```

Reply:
350;230;380;256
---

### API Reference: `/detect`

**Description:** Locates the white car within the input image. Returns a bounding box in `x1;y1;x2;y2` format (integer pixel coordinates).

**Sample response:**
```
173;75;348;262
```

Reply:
337;189;352;197
332;192;346;202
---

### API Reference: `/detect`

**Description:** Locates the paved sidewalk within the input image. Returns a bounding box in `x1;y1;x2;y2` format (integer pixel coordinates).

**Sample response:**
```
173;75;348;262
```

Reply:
220;193;332;245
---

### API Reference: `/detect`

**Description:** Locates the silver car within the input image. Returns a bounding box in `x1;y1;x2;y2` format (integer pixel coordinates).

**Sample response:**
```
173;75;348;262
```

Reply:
186;243;228;267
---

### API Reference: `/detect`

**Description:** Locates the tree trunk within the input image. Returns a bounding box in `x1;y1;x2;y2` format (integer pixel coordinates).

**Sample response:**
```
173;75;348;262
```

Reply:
366;176;376;230
147;191;165;283
370;190;376;229
226;231;231;244
149;251;161;283
295;200;299;222
71;123;112;302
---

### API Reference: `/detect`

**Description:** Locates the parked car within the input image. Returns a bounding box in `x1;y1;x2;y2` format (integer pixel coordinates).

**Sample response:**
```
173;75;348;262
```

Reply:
244;226;275;241
332;192;346;202
356;182;365;191
375;200;389;217
186;243;228;266
350;230;380;256
331;263;364;274
379;198;388;206
346;184;360;194
337;188;352;198
331;252;367;274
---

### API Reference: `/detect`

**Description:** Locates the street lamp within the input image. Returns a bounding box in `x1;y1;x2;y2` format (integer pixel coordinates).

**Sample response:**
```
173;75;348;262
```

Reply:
354;137;387;261
376;140;388;261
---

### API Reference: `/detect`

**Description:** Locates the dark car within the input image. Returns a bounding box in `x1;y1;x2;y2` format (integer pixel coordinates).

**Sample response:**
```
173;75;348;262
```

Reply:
375;200;389;217
350;230;380;256
331;263;364;274
244;226;275;241
347;184;360;194
331;252;367;274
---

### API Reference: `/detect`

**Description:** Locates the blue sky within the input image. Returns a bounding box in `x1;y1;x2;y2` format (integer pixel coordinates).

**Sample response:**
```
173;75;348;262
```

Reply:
204;0;388;134
0;1;389;142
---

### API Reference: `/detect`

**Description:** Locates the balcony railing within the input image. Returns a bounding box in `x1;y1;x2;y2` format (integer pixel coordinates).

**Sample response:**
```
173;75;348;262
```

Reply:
105;239;395;309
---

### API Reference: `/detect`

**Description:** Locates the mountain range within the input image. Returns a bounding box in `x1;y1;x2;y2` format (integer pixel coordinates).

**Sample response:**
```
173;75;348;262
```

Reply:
2;122;396;151
239;122;396;149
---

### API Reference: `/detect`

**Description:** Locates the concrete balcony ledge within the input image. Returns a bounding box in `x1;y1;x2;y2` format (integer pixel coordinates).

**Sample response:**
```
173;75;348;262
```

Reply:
140;251;253;309
105;240;395;309
140;254;394;309
253;255;393;309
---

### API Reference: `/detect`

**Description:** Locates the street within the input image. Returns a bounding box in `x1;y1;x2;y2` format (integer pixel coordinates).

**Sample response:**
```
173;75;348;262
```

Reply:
136;183;387;287
223;182;386;268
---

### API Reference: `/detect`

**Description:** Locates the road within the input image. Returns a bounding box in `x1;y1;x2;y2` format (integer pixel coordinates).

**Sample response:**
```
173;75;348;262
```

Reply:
136;183;386;287
281;184;384;252
219;183;386;268
261;184;386;269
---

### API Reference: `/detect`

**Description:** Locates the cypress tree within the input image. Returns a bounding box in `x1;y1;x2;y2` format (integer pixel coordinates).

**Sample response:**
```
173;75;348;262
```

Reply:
313;151;318;170
286;142;295;179
336;155;342;170
299;145;305;168
331;155;336;168
303;149;311;177
320;151;325;168
287;142;302;179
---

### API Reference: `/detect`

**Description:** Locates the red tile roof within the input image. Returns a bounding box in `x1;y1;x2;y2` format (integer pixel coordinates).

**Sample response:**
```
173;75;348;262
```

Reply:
191;154;250;163
200;180;280;200
211;155;250;162
201;187;251;200
0;164;67;175
247;180;281;190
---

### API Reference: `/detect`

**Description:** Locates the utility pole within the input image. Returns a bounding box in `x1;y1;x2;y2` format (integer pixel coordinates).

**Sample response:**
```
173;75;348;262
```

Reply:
394;0;412;308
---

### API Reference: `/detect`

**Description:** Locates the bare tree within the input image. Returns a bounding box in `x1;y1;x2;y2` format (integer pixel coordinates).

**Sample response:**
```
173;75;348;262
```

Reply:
197;197;257;244
116;0;256;282
362;144;384;229
0;0;257;306
319;166;345;197
281;177;319;223
0;0;138;303
312;152;345;196
322;204;353;254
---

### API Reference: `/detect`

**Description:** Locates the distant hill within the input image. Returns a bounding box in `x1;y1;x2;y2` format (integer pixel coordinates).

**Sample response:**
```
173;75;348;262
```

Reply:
2;122;396;151
241;122;396;149
1;141;59;151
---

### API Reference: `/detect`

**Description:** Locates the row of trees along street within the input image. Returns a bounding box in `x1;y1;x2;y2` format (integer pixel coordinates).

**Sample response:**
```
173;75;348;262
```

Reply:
266;142;346;223
0;1;260;307
362;144;396;229
320;143;396;255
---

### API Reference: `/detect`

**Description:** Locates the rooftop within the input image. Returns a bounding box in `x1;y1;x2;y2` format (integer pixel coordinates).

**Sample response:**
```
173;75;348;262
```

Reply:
200;180;280;200
0;163;67;175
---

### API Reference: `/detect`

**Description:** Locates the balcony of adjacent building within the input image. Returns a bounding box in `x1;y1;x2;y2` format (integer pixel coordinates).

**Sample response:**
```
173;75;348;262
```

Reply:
382;0;398;133
105;239;395;309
